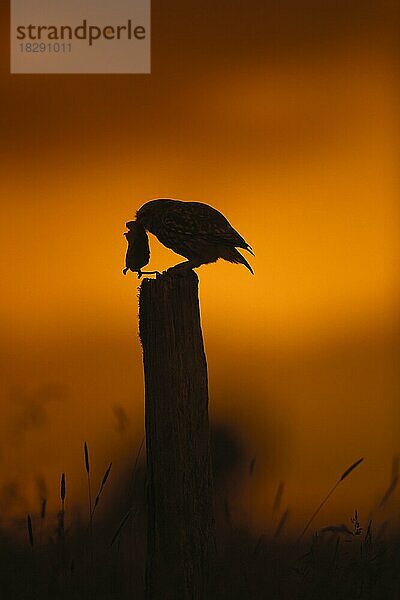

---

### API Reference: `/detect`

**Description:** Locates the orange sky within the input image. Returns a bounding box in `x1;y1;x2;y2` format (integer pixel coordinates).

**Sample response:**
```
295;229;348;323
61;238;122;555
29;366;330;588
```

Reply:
0;1;399;536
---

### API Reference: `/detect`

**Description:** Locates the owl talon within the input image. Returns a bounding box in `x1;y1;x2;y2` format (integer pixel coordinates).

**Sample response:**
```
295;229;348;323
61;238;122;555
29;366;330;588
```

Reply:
122;268;157;279
140;270;161;277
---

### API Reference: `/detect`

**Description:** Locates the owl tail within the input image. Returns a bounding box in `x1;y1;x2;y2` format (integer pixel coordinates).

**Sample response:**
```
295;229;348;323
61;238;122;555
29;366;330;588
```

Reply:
245;244;255;257
225;248;254;274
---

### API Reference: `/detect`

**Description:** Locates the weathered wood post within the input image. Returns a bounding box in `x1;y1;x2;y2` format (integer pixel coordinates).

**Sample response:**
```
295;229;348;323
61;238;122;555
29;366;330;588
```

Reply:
139;270;215;600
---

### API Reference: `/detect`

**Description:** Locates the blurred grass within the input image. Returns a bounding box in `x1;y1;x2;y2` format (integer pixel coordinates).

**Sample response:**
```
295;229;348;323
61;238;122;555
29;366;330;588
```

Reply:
0;442;399;599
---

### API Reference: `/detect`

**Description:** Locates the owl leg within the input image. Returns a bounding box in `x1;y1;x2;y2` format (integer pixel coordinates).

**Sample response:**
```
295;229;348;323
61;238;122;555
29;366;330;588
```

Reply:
138;270;161;278
123;268;160;278
166;260;201;275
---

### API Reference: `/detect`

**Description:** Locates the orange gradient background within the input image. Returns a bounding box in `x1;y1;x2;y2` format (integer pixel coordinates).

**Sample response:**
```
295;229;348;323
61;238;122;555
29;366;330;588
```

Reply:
0;1;399;536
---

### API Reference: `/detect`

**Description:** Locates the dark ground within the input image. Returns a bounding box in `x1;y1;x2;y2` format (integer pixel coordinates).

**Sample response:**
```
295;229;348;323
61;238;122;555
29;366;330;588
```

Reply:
1;424;399;599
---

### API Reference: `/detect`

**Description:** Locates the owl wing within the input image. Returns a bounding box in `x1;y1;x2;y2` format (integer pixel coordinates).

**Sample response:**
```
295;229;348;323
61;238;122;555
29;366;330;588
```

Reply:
162;202;251;250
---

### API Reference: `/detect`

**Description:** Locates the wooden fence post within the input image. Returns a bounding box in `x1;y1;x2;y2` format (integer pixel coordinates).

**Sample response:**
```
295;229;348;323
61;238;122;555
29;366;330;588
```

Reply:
139;270;215;599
